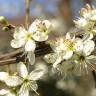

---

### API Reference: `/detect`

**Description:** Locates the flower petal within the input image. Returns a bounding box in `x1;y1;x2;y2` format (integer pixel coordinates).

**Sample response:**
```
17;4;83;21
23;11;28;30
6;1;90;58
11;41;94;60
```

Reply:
0;72;9;82
28;19;40;33
14;27;27;39
30;81;38;92
0;89;9;95
32;31;48;41
29;69;44;80
75;38;83;51
83;40;95;55
25;40;36;51
27;52;35;65
83;33;93;41
53;57;62;68
63;51;73;60
10;38;25;48
5;76;22;87
19;84;29;96
44;53;58;64
7;93;16;96
65;33;71;40
17;62;28;78
42;20;51;29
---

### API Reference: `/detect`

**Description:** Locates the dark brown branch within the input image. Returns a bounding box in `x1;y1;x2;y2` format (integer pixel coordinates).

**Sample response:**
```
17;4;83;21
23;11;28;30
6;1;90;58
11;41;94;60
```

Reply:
0;43;52;66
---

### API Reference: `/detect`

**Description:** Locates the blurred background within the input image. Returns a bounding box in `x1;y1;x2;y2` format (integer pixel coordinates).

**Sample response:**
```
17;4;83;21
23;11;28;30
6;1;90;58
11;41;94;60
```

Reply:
0;0;96;96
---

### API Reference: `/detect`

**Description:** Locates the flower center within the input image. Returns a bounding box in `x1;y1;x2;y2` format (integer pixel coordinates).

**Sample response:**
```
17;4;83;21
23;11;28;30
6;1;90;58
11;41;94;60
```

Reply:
10;88;17;94
64;39;75;51
79;55;85;62
24;78;29;83
37;24;48;35
26;33;32;40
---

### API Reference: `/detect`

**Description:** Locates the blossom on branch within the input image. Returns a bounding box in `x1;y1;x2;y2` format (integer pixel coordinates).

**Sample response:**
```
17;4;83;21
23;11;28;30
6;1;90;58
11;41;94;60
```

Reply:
11;19;51;51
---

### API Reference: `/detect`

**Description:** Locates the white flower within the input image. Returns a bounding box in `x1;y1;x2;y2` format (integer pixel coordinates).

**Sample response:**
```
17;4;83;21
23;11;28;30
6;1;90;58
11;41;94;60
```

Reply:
0;89;17;96
45;33;81;68
31;19;51;41
11;27;36;52
11;19;51;51
0;72;9;82
74;18;89;29
82;9;96;21
73;38;95;74
5;62;44;96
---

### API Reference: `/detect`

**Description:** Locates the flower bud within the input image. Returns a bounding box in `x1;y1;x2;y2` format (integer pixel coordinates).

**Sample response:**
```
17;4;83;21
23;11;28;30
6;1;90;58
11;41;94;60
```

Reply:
0;16;8;25
2;27;9;32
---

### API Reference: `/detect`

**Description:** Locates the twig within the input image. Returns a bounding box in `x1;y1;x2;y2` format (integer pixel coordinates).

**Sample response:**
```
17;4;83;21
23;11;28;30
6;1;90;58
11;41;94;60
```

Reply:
25;0;30;29
0;58;16;66
0;43;52;66
0;48;23;60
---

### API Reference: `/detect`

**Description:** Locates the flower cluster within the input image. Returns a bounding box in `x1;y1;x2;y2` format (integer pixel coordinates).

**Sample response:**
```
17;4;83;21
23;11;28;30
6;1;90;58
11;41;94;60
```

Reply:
11;19;51;65
44;4;96;76
0;4;96;96
0;62;44;96
11;19;51;51
74;4;96;38
0;19;51;96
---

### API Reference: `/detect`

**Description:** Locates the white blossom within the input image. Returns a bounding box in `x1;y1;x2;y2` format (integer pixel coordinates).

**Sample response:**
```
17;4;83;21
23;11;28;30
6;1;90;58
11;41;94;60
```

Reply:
73;37;95;74
11;19;51;52
74;5;96;38
0;89;17;96
0;72;9;82
45;33;81;68
74;18;89;29
5;62;44;96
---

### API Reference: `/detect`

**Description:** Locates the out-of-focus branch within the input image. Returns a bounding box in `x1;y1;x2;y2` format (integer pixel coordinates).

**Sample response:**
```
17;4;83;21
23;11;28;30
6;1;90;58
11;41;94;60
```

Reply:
0;43;52;66
25;0;30;29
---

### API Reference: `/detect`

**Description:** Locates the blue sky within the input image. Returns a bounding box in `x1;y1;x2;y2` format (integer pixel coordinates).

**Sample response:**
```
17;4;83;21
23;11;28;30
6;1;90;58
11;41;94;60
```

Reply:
0;0;58;18
0;0;96;18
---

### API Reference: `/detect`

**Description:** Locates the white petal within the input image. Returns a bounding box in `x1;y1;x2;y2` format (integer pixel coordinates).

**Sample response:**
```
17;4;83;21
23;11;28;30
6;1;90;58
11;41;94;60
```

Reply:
5;76;22;87
91;16;96;20
30;81;38;92
14;27;27;39
74;18;88;29
19;84;29;96
42;20;51;29
32;31;48;41
83;40;95;55
10;38;25;48
0;89;9;95
17;62;28;78
25;40;36;51
63;51;73;60
28;19;41;32
75;38;83;51
53;57;62;68
0;72;9;82
87;55;96;59
29;69;44;80
6;93;16;96
65;33;71;40
83;33;93;41
44;53;58;64
27;52;35;65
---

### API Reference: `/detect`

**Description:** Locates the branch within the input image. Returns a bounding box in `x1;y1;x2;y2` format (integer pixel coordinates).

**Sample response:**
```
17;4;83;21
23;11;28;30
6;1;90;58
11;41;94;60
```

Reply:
25;0;30;29
0;43;52;66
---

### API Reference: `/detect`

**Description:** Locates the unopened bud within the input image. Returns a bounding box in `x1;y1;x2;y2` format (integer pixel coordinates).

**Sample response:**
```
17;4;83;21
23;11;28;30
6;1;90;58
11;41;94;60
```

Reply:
0;16;8;25
2;26;9;32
